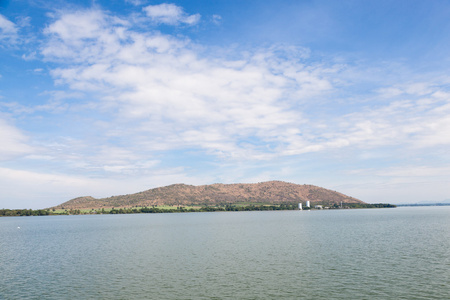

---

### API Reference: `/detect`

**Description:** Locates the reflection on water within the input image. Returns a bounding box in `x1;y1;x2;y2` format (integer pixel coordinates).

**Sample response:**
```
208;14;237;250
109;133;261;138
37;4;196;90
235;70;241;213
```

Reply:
1;207;450;299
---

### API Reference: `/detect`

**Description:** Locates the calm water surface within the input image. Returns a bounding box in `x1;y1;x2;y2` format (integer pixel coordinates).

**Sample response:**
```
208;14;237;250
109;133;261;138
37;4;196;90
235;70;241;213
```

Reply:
1;207;450;299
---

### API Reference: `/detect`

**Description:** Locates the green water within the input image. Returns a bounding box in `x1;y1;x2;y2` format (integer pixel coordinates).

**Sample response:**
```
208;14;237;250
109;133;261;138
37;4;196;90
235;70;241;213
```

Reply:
1;207;450;299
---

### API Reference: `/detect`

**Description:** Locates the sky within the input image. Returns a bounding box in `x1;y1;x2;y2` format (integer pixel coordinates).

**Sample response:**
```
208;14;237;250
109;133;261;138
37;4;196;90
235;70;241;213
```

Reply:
1;0;450;208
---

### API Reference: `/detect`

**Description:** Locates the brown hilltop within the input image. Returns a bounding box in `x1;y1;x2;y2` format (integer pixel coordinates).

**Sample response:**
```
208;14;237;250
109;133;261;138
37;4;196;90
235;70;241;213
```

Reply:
53;181;364;210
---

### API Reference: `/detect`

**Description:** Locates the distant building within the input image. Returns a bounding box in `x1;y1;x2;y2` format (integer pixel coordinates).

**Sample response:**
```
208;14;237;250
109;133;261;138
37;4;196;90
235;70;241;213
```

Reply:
298;203;302;210
314;205;323;209
306;201;310;208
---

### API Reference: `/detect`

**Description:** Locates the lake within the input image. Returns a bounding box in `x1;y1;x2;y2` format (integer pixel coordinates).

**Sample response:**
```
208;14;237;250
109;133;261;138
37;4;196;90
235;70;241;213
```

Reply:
1;207;450;299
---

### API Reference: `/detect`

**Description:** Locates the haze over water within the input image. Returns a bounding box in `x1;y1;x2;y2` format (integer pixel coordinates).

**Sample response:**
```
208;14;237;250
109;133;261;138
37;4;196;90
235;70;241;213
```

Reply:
1;207;450;299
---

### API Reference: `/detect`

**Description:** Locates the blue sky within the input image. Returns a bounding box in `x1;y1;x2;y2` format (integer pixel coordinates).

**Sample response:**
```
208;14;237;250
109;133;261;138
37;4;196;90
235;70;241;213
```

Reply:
1;0;450;208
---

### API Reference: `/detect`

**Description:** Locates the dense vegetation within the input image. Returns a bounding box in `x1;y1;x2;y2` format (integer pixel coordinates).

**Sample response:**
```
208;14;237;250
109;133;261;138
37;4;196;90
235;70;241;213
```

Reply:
107;204;300;214
0;209;52;217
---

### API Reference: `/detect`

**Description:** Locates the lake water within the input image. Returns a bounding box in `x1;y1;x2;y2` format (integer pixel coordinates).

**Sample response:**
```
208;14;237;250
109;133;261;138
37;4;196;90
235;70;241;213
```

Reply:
1;207;450;299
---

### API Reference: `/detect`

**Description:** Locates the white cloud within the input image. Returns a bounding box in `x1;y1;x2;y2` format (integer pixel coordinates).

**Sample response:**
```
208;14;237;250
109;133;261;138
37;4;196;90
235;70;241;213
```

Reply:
377;82;436;98
126;0;147;6
303;82;450;155
143;3;200;26
0;90;84;115
0;118;34;159
212;14;222;25
16;16;31;27
28;6;450;197
0;14;18;42
42;9;131;63
22;51;37;60
40;9;335;163
38;7;450;170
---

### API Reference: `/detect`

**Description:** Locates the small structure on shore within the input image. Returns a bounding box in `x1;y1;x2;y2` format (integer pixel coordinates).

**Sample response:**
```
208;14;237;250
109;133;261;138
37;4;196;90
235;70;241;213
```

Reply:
298;203;302;210
306;201;310;208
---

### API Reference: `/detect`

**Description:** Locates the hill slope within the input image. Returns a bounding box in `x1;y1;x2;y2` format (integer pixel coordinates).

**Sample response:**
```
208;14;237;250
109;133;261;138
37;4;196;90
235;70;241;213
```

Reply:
53;181;364;210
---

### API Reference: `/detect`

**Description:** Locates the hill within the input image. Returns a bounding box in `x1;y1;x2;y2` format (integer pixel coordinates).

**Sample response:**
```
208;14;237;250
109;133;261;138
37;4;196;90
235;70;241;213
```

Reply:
52;181;364;210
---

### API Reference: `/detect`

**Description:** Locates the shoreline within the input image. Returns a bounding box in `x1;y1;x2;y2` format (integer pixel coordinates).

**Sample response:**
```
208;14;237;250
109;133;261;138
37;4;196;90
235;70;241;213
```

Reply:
1;203;396;217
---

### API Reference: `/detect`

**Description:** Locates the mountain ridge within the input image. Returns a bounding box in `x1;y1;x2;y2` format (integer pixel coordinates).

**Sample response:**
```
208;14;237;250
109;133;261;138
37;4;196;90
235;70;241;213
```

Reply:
53;180;364;209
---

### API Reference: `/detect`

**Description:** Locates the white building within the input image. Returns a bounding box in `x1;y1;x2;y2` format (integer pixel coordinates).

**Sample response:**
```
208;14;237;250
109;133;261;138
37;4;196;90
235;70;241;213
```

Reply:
298;203;302;210
306;201;310;208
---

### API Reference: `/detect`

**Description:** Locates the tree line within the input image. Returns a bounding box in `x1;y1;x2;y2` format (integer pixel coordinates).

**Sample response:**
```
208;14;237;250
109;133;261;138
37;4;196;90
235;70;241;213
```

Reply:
110;204;300;214
0;209;52;216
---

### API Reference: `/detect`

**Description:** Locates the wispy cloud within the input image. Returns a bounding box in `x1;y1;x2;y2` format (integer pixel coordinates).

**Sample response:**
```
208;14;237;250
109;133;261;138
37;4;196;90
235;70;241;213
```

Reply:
212;14;222;25
40;9;336;164
37;8;450;170
0;118;34;159
143;3;200;26
126;0;147;6
0;14;18;43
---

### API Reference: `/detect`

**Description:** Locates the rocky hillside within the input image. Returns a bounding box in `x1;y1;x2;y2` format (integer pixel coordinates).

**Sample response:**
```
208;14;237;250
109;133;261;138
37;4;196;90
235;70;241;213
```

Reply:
53;181;364;210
